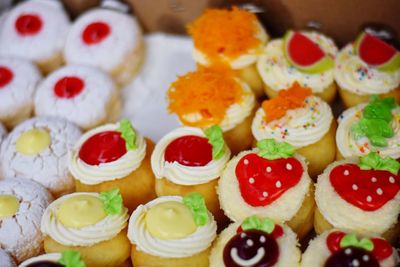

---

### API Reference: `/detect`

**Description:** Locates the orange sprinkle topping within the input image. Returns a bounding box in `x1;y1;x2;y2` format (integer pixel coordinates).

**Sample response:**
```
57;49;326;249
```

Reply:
167;65;243;128
188;7;261;61
262;82;312;123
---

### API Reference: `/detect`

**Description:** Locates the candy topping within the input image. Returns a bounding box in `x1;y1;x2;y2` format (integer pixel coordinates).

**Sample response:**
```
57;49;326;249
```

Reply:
82;22;111;45
118;119;137;151
325;247;379;267
0;66;13;88
100;188;123;215
204;125;226;159
54;77;85;99
257;139;295;160
358;152;400;175
15;14;43;36
183;192;209;226
0;195;19;218
16;128;51;156
59;251;85;267
26;261;64;267
241;216;275;234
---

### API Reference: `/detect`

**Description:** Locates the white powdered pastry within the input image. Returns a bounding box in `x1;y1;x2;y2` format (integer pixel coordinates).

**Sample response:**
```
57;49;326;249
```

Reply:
336;103;400;159
218;150;311;222
0;117;82;197
128;196;217;258
34;65;117;130
0;122;6;144
151;127;231;185
209;221;300;267
0;249;16;267
19;253;61;267
0;0;70;62
41;192;128;247
257;32;338;93
252;96;333;148
315;159;400;235
69;122;146;185
0;178;53;263
335;44;400;95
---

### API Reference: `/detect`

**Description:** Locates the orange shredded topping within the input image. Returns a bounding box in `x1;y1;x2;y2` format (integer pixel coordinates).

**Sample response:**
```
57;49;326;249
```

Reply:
187;7;261;61
167;65;243;128
262;82;312;123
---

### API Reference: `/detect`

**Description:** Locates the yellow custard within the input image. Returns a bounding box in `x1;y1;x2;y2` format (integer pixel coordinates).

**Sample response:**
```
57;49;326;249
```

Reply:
145;201;197;240
16;128;51;156
0;195;19;218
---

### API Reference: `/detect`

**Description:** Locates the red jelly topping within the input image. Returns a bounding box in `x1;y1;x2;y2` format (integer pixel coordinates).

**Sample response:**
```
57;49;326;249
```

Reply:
15;14;43;36
0;67;13;88
330;164;400;211
235;153;303;207
54;77;84;99
327;231;347;253
371;238;393;260
79;131;127;165
164;135;212;167
82;22;111;45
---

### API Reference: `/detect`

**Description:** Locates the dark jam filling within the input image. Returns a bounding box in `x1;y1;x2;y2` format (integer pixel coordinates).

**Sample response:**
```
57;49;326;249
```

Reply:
26;261;64;267
325;247;379;267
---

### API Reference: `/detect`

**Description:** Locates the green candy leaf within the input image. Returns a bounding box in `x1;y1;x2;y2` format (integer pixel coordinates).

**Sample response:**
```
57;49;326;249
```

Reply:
183;192;209;226
257;139;295;160
59;250;85;267
118;119;137;150
204;125;226;160
340;234;374;251
359;152;400;175
100;188;123;215
241;216;275;234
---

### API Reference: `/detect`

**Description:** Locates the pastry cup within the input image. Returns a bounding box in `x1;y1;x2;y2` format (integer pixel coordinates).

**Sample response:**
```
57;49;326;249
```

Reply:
36;51;64;75
238;64;265;98
338;86;400;108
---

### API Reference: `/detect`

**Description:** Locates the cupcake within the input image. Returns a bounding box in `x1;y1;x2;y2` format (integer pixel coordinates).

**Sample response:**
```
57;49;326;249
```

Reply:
218;139;314;239
41;190;130;267
151;126;230;225
34;65;121;131
314;152;400;242
209;216;301;267
0;57;41;129
302;230;399;267
336;96;400;159
251;82;336;177
188;7;269;97
0;117;82;197
0;249;16;267
257;31;338;103
128;194;217;267
0;0;70;74
0;178;53;263
69;119;156;212
19;251;85;267
167;65;256;155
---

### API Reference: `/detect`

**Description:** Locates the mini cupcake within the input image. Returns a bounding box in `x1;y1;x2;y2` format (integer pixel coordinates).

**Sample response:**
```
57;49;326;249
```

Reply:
34;65;121;131
0;57;41;129
0;0;70;74
0;249;16;267
167;65;256;155
0;117;82;197
188;7;269;97
19;251;85;267
314;152;400;242
41;190;130;267
218;139;314;239
128;194;217;267
210;216;301;267
302;230;399;267
251;82;336;177
336;96;400;159
257;31;338;103
0;178;53;263
69;119;156;212
0;122;6;144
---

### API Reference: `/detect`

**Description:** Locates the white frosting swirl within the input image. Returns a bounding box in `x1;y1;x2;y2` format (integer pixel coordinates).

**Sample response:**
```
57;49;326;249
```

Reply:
334;44;400;95
151;127;231;185
69;122;146;185
41;192;129;247
19;253;61;267
128;196;217;258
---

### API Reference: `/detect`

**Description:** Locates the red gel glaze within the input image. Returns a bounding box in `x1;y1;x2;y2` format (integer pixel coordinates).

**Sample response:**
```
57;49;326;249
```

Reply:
371;238;393;260
329;164;400;211
15;14;42;36
235;153;303;207
164;135;212;167
54;76;84;98
0;67;13;88
326;231;346;253
79;131;127;165
82;22;110;45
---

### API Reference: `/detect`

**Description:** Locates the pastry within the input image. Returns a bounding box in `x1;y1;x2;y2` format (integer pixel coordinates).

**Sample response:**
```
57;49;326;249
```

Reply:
0;122;6;144
128;193;217;267
0;249;16;267
34;65;121;131
0;178;53;263
0;117;82;197
218;139;314;239
19;251;85;267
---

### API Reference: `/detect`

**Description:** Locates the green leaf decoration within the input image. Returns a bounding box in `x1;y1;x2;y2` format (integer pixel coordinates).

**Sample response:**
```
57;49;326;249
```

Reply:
241;216;275;234
256;139;295;160
118;119;137;150
59;250;85;267
183;192;209;226
204;125;225;160
340;234;374;251
359;152;400;175
100;188;123;215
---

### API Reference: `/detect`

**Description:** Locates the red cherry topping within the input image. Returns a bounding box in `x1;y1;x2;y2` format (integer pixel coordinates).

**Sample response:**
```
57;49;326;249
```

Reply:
15;14;43;36
82;22;111;45
0;67;13;88
327;231;346;253
54;77;84;99
235;153;303;207
371;238;393;260
330;164;400;211
164;135;212;167
79;131;127;165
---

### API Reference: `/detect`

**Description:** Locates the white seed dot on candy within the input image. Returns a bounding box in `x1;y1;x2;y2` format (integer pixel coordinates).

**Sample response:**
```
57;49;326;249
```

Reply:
389;176;395;184
362;255;369;262
286;163;292;170
371;177;377;183
262;192;268;197
246;239;254;247
260;236;266;243
352;259;360;267
240;233;246;238
249;178;255;184
344;170;349;176
352;184;358;191
376;188;383;195
276;181;282;188
366;196;372;202
244;159;249;165
266;166;272;173
345;248;352;255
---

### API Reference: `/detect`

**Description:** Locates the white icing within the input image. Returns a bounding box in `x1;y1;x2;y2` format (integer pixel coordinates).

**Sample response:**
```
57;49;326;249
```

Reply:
0;122;6;145
19;253;61;267
0;249;15;267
